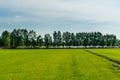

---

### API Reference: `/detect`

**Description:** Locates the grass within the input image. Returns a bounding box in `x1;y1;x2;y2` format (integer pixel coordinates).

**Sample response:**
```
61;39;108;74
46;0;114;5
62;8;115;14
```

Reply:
0;49;120;80
88;49;120;63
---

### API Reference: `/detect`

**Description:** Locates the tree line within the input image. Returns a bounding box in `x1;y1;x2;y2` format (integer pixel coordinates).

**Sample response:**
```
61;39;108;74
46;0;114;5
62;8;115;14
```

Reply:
0;29;119;49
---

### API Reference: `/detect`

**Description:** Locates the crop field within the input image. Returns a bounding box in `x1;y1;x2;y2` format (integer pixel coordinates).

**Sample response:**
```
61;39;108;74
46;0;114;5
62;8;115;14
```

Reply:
88;49;120;63
0;49;120;80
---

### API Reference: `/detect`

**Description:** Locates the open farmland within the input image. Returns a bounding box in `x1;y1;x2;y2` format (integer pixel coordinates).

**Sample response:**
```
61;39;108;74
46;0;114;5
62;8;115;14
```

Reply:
0;49;120;80
88;49;120;62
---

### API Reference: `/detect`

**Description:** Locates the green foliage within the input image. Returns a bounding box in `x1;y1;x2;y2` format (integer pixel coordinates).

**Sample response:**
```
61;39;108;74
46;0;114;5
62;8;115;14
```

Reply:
0;37;2;47
44;34;52;48
53;31;62;47
1;30;10;48
62;32;71;46
28;30;37;47
0;29;118;48
58;31;62;46
10;29;28;48
37;35;43;47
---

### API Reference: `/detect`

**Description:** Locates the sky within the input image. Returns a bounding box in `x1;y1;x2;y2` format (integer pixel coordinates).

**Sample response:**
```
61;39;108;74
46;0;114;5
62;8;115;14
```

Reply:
0;0;120;38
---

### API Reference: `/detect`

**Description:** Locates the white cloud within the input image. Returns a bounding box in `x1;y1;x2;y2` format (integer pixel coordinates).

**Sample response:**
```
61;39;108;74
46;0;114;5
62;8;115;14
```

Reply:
0;0;119;24
0;0;120;38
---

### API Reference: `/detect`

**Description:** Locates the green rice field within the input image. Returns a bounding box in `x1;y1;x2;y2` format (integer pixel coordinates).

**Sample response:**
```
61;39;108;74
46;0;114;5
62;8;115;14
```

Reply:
0;49;120;80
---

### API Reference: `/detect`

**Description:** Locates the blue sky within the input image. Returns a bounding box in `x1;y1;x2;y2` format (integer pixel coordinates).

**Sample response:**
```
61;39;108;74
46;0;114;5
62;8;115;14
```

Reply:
0;0;120;38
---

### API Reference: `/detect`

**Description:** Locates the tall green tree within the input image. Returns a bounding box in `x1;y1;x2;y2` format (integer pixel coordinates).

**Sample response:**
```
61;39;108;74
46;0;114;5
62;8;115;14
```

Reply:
63;32;71;47
70;33;75;46
37;35;43;47
28;30;37;48
111;35;117;46
53;31;57;47
44;34;52;48
22;29;28;47
1;30;11;48
10;29;17;48
0;37;2;47
57;31;62;47
10;29;29;48
16;29;24;47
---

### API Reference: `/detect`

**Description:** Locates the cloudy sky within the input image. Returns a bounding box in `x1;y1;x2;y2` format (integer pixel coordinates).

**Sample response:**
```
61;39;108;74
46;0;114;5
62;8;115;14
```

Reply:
0;0;120;38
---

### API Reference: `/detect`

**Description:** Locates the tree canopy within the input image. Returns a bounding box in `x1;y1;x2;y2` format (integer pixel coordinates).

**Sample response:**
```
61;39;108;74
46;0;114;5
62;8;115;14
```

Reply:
1;31;10;48
0;29;119;49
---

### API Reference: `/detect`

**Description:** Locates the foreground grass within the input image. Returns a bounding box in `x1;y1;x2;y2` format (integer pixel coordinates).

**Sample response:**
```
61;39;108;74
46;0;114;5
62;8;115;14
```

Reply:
0;49;120;80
